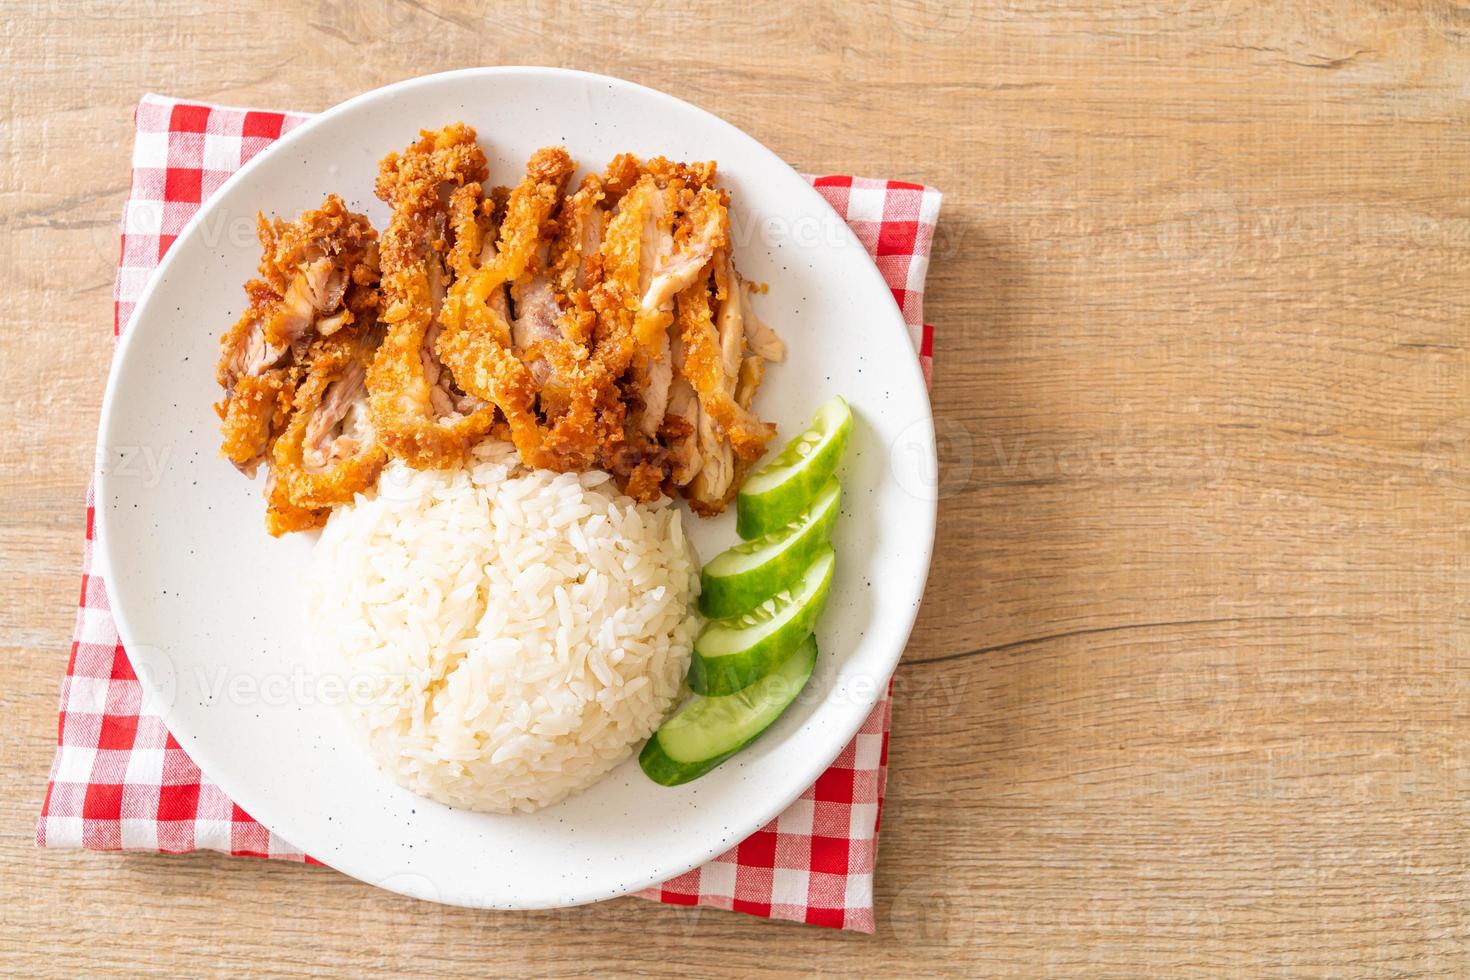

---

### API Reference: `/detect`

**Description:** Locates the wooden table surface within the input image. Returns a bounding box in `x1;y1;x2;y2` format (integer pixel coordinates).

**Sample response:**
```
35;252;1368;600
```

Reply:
5;1;1469;975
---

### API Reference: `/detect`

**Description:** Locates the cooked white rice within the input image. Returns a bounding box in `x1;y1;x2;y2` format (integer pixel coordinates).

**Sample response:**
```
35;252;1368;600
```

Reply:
305;446;700;814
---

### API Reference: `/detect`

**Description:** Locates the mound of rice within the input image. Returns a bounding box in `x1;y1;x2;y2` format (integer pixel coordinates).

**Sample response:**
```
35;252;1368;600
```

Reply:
306;448;700;814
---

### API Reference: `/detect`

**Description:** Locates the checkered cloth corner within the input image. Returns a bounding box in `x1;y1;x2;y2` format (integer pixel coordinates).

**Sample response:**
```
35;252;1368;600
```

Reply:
39;93;941;933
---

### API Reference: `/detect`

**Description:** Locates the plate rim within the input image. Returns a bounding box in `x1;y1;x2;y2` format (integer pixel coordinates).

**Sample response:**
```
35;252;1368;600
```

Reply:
96;66;937;909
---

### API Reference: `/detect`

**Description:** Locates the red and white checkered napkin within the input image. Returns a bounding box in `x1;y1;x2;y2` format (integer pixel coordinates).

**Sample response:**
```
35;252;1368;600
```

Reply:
38;94;941;933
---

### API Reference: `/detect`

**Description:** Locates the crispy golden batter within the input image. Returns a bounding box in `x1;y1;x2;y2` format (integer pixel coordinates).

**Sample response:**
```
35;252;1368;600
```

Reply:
216;280;294;476
367;124;498;469
216;199;378;482
599;153;645;203
257;195;380;348
437;146;590;470
528;171;622;471
264;469;329;537
678;257;775;459
219;127;784;529
580;158;756;505
271;329;386;509
591;174;656;374
216;196;384;532
442;145;571;342
600;173;678;448
217;370;295;474
549;173;605;303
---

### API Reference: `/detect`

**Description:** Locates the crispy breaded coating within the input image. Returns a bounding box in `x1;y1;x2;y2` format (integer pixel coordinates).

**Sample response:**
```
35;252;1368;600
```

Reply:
678;255;775;460
217;370;295;475
219;127;784;529
263;469;329;537
271;330;386;509
216;195;382;532
437;146;582;469
257;195;379;348
215;280;295;476
367;123;498;469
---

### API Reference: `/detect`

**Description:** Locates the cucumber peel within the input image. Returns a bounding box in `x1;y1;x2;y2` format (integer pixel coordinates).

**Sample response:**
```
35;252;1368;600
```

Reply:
737;396;852;539
699;479;841;619
690;547;835;696
640;635;818;786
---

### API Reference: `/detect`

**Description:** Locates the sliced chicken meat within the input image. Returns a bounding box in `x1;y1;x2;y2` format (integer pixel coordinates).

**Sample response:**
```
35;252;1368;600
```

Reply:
257;194;379;349
215;197;379;479
438;145;620;473
218;130;785;531
366;123;499;469
271;329;387;522
674;246;781;513
661;376;703;487
742;290;786;363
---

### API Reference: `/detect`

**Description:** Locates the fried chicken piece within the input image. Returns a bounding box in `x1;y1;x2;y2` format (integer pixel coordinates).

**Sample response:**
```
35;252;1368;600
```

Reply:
582;156;737;502
590;172;672;454
631;180;678;440
257;195;380;348
367;124;499;468
520;173;619;469
674;248;781;515
675;264;737;514
218;371;296;476
661;377;702;486
216;198;379;478
550;173;608;305
689;250;778;456
529;172;606;393
437;180;507;419
271;328;387;510
438;146;616;472
742;287;786;362
263;468;329;537
216;281;295;476
599;153;646;205
722;353;771;514
595;164;728;440
592;175;658;389
584;175;667;498
635;180;726;356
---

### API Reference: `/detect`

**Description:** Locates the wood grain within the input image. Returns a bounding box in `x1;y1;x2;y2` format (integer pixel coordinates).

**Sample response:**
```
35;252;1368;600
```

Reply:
4;0;1469;974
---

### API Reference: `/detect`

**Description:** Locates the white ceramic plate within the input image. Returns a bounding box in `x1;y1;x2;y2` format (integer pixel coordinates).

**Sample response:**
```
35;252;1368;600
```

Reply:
98;68;935;909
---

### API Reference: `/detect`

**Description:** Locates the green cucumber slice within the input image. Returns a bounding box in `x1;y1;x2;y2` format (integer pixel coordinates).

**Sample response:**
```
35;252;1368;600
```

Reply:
640;634;818;786
737;396;852;539
690;546;835;696
700;479;842;619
